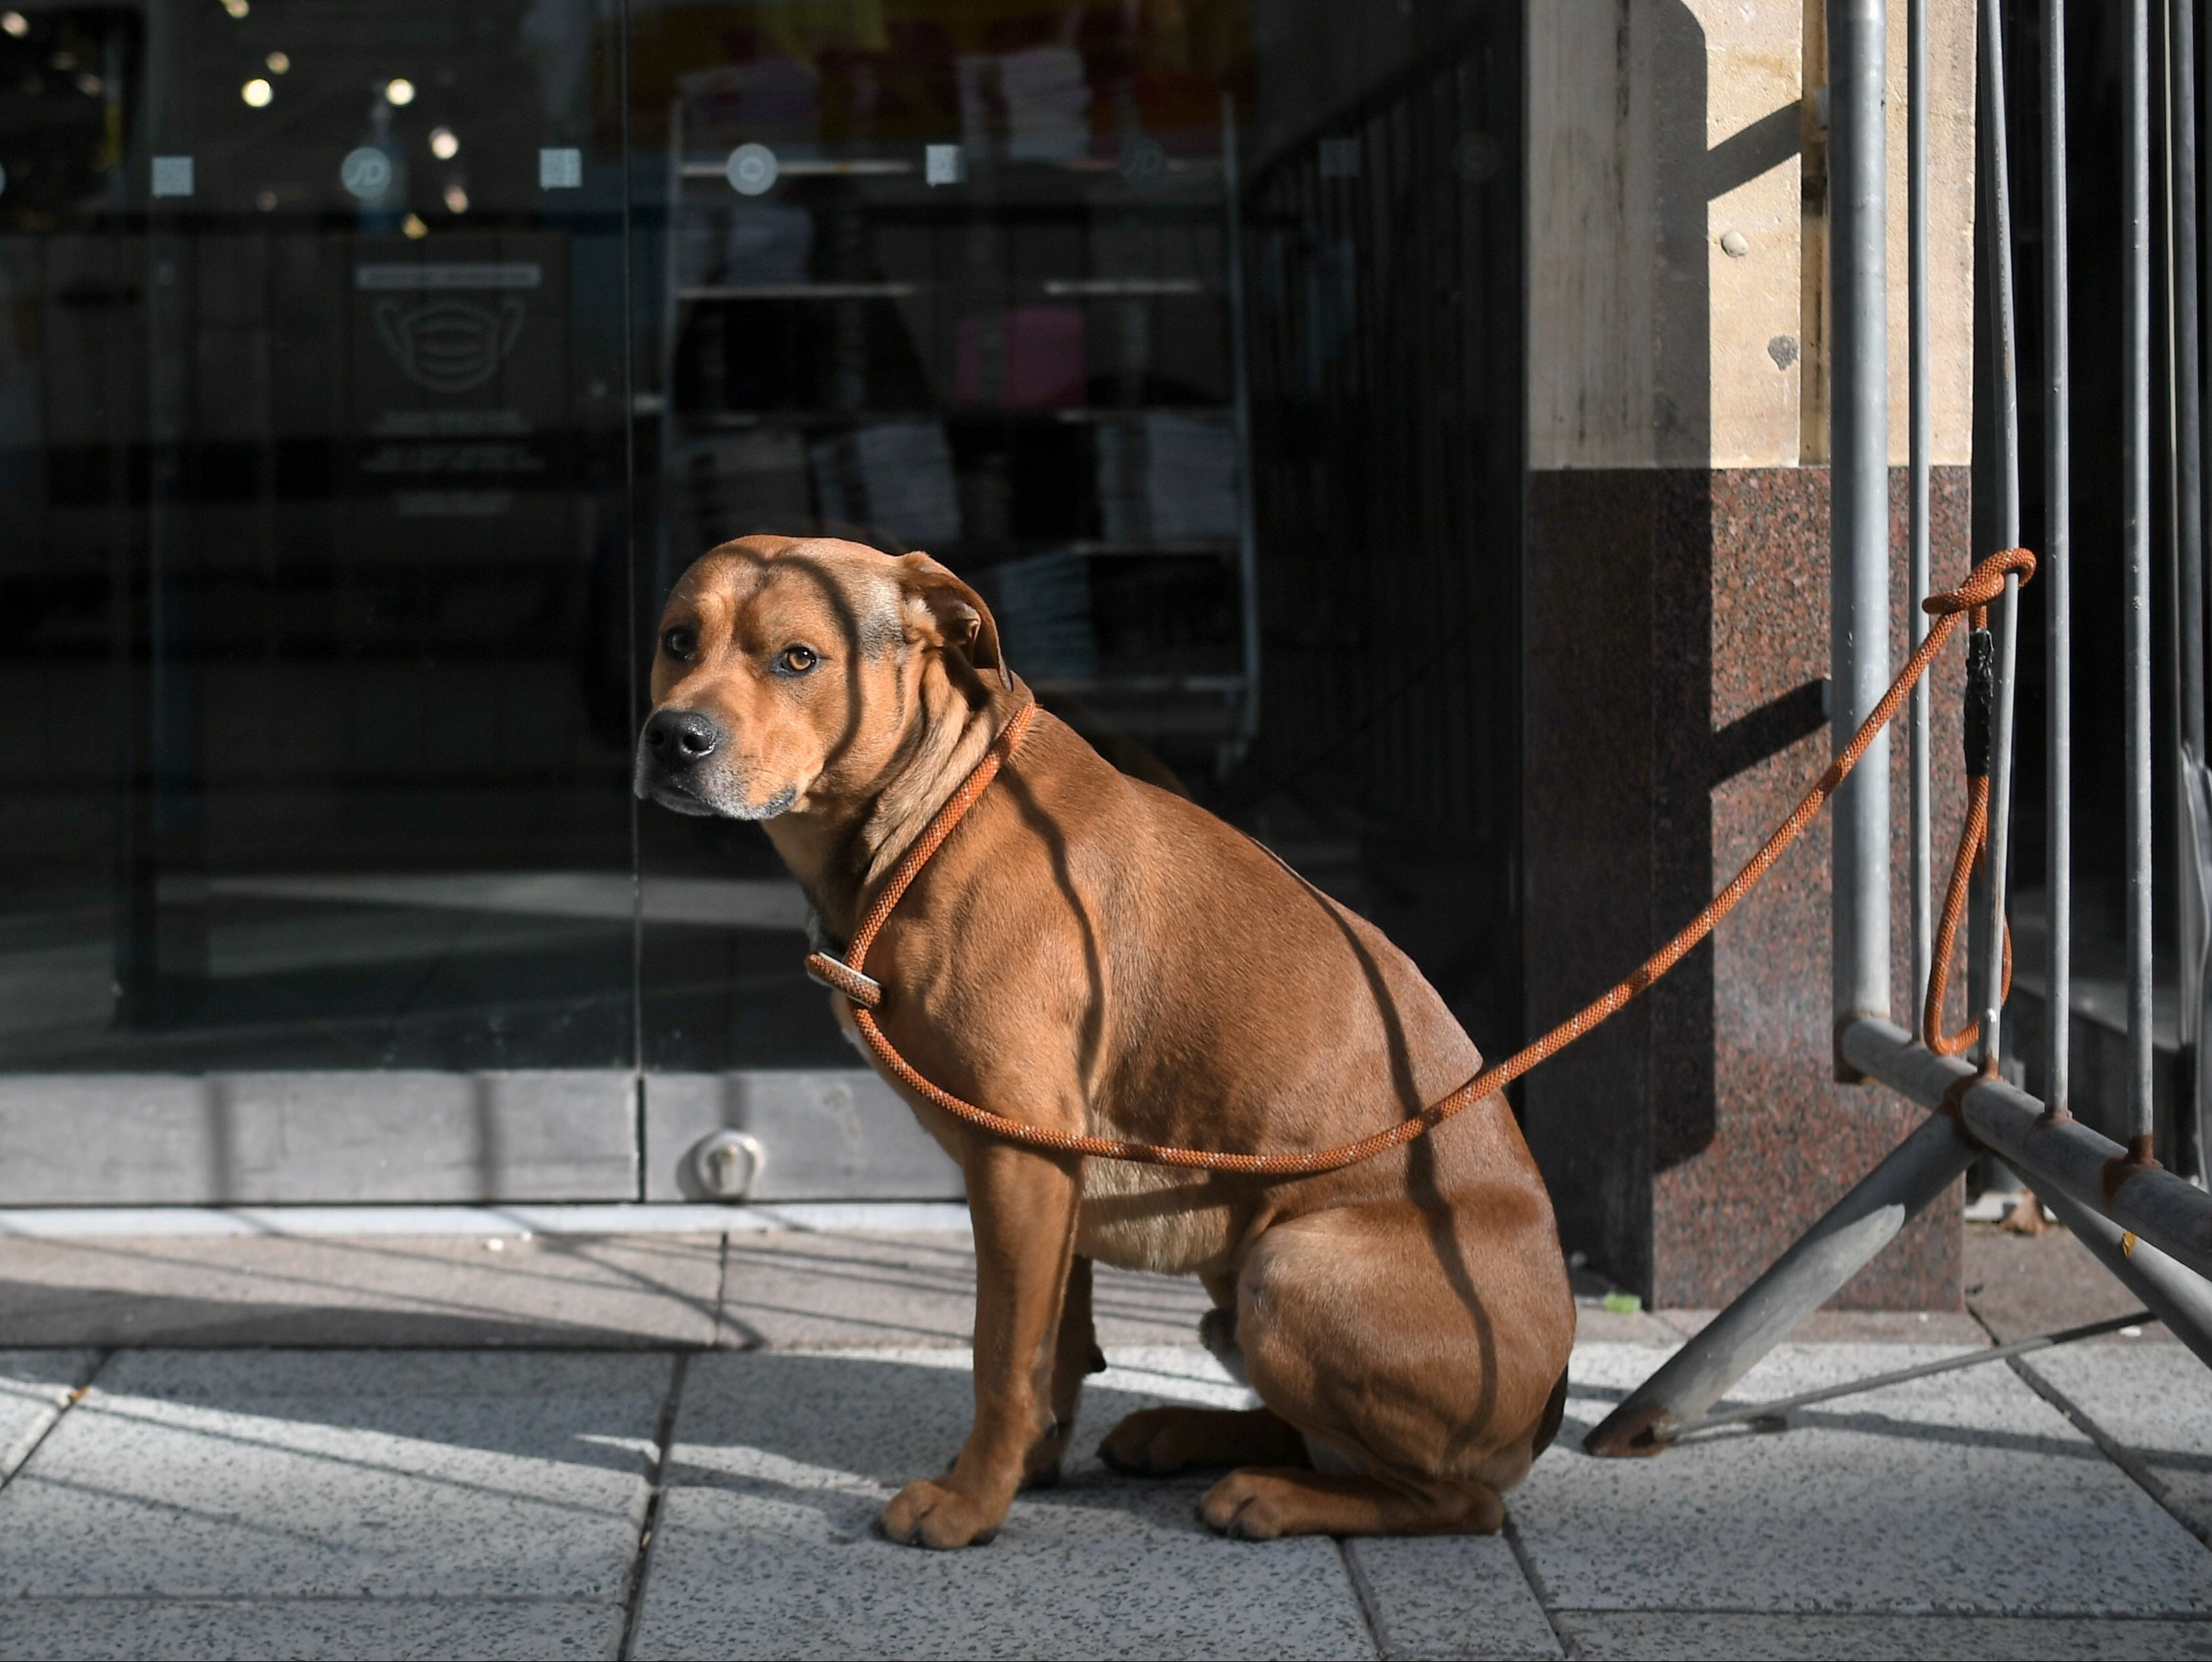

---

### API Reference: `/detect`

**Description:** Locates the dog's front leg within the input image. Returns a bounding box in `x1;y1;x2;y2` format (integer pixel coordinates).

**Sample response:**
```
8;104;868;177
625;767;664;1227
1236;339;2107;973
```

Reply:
1022;1252;1098;1488
879;1140;1080;1549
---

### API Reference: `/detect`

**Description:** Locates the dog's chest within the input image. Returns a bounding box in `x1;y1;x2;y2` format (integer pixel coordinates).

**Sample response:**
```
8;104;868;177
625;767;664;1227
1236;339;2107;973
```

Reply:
1074;1159;1239;1276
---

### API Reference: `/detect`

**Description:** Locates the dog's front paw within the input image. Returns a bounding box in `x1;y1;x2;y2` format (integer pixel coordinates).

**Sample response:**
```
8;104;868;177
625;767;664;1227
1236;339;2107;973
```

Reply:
1199;1469;1288;1540
878;1479;1003;1550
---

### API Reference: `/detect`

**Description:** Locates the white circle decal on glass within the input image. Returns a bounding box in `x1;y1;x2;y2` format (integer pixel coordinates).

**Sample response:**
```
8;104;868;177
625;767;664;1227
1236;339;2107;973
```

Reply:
341;147;393;200
725;143;777;197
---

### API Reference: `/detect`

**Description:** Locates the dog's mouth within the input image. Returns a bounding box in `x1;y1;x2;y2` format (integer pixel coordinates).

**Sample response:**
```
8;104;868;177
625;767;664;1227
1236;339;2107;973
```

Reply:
635;767;800;822
744;782;801;820
641;776;716;817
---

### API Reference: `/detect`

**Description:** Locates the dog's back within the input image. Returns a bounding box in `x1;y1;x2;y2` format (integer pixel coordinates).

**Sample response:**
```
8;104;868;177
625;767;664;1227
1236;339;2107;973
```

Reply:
896;707;1563;1254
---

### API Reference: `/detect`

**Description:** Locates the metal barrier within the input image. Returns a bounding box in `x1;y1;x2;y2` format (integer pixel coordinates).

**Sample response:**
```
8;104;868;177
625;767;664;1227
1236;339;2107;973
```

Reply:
1588;0;2212;1456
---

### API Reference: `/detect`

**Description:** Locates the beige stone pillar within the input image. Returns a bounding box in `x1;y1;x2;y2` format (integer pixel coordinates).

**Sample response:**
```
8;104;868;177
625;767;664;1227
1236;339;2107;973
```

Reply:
1520;0;1980;1308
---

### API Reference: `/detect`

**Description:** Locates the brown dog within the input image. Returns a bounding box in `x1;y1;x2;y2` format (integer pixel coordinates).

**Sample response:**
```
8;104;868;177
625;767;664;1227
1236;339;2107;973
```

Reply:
636;535;1574;1547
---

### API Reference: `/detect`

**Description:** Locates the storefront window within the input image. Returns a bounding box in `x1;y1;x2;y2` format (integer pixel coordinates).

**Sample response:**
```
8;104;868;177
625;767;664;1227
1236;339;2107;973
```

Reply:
0;0;1519;1197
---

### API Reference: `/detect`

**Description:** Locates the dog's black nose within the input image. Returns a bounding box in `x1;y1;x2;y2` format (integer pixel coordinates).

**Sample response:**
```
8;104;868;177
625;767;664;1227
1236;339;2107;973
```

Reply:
644;708;721;767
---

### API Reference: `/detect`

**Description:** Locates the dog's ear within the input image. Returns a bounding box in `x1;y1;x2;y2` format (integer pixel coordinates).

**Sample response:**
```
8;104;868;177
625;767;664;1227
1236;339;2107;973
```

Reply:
894;552;1010;690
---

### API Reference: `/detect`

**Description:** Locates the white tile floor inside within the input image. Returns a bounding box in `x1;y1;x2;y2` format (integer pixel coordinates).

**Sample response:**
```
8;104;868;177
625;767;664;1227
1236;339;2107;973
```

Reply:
1;1326;2207;1661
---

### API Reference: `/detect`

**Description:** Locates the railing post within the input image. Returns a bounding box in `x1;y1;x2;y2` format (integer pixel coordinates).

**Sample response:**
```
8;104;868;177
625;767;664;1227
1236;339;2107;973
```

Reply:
1908;0;1935;1038
1978;0;2023;1072
2042;0;2072;1124
1831;0;1893;1072
2126;0;2159;1165
2164;0;2210;1182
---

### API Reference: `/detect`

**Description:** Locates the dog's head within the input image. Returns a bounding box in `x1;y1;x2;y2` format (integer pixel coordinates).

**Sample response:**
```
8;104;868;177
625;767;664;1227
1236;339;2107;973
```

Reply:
634;535;1008;821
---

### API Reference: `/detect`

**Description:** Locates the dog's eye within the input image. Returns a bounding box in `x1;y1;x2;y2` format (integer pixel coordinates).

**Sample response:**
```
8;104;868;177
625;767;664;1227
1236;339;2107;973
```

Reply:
777;645;819;675
661;626;696;661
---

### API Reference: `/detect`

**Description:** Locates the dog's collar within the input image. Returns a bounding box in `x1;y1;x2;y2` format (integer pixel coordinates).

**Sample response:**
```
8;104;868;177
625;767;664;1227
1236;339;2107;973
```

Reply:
802;693;1039;1012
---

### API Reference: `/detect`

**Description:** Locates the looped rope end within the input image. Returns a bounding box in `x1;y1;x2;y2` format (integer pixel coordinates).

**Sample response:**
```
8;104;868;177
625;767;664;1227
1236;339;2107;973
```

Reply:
1922;547;2036;616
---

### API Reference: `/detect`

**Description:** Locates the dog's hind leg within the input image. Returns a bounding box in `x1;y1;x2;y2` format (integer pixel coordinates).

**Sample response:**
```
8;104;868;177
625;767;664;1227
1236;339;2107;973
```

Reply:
1198;1198;1572;1540
1098;1290;1310;1474
1200;1468;1504;1539
1100;1406;1310;1475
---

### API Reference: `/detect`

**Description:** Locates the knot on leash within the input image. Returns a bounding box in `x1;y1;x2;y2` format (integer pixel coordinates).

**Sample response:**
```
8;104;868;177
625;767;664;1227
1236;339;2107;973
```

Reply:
1922;546;2036;615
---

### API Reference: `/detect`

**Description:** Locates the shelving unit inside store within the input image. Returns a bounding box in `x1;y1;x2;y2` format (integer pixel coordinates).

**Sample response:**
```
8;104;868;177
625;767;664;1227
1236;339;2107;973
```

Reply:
654;88;1260;772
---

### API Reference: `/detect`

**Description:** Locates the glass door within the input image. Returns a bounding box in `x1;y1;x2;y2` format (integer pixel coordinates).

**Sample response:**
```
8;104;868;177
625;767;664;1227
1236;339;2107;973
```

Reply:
0;0;640;1201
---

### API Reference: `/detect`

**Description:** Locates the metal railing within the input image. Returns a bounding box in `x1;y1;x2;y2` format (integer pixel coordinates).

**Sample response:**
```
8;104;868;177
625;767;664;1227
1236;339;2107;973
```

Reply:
1589;0;2212;1455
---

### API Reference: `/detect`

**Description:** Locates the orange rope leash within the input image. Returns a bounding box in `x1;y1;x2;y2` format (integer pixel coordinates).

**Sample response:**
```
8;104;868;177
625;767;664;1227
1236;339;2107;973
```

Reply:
1921;772;2014;1058
807;547;2037;1176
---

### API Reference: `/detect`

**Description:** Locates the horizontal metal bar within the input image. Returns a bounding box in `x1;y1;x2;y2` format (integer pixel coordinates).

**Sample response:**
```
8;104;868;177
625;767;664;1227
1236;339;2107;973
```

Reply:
677;282;919;301
2038;1185;2212;1371
1841;1017;2212;1278
1041;278;1206;297
676;156;1220;182
680;158;915;179
1668;1310;2154;1440
679;280;1211;302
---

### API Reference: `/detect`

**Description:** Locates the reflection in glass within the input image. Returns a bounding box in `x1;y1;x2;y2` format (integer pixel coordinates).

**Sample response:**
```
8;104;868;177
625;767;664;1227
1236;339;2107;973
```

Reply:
632;1;1523;1078
1;0;1524;1139
0;0;634;1072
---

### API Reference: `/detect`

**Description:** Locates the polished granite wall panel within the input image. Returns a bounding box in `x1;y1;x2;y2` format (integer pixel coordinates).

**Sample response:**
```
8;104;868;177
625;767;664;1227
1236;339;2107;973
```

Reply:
1524;465;1972;1310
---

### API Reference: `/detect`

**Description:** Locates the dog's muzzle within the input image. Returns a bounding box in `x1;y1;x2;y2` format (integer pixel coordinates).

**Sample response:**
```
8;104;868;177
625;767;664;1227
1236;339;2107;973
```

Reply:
634;707;723;814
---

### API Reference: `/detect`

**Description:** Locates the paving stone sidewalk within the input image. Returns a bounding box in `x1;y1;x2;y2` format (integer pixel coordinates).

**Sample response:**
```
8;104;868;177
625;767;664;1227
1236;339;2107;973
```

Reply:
0;1222;2205;1661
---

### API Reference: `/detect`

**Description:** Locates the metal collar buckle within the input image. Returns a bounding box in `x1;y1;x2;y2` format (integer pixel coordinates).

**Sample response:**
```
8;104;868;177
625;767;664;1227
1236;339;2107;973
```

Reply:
804;950;883;1010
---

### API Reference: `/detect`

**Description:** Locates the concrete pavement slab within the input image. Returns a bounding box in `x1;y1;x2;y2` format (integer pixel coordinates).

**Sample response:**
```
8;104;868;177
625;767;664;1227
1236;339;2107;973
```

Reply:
2024;1341;2212;1540
0;1349;98;1482
1655;1309;1990;1345
1558;1611;2212;1659
0;1203;972;1238
1342;1536;1561;1660
0;1233;723;1347
1964;1220;2153;1343
0;1597;625;1661
0;1351;670;1599
714;1233;1214;1349
630;1344;1374;1661
1513;1341;2211;1615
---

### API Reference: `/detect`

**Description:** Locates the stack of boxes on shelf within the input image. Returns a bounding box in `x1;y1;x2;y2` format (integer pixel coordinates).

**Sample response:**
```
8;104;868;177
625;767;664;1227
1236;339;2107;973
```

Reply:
1096;413;1239;545
806;422;962;550
670;432;811;557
